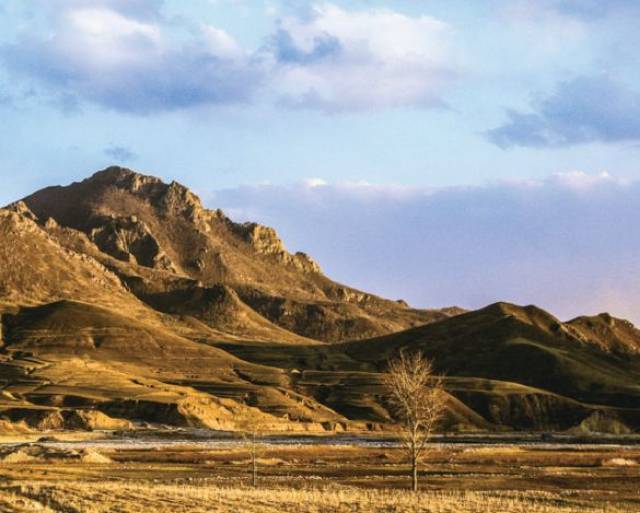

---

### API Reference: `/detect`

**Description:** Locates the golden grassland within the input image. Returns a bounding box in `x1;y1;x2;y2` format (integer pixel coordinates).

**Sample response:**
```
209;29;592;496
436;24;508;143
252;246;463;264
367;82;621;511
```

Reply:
1;481;636;513
0;442;638;512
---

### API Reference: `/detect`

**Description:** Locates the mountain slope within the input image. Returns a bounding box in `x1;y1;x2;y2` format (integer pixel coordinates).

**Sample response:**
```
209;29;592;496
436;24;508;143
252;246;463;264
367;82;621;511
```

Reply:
0;300;350;430
340;303;640;406
0;207;151;322
2;168;640;433
217;302;640;431
17;166;456;342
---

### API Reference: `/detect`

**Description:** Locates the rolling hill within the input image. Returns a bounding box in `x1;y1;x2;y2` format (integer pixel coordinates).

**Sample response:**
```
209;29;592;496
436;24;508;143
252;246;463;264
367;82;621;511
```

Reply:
1;167;639;434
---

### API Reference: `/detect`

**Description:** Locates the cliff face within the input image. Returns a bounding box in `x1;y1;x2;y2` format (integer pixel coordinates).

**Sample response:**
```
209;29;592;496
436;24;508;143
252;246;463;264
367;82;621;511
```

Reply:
17;167;453;342
88;215;176;271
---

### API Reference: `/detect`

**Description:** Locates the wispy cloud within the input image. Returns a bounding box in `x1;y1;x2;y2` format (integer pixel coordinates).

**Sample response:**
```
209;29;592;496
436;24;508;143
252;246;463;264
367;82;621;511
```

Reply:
104;145;137;162
209;172;640;322
546;0;636;19
53;0;165;21
487;76;640;148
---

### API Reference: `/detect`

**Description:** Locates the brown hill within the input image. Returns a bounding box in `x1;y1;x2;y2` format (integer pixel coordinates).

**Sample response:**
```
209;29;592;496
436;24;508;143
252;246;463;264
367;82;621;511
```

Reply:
0;300;349;431
217;302;640;431
566;313;640;354
1;168;640;434
18;166;454;342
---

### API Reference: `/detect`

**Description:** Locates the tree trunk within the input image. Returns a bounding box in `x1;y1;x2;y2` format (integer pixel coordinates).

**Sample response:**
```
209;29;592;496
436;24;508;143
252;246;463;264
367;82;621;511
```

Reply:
412;454;418;492
251;432;257;488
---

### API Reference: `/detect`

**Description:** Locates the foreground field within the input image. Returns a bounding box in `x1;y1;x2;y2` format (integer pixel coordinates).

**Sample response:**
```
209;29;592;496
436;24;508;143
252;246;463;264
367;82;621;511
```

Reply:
0;438;638;512
2;482;635;513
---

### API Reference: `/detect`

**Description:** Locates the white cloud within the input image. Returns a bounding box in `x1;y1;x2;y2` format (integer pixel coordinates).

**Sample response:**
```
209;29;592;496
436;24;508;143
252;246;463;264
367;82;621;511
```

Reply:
204;26;246;60
1;2;459;114
267;3;456;111
1;2;261;113
547;170;615;189
61;7;162;68
304;177;328;188
51;0;165;21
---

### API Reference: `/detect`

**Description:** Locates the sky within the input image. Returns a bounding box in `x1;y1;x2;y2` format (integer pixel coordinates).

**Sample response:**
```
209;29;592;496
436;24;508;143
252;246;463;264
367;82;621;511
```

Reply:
1;0;640;321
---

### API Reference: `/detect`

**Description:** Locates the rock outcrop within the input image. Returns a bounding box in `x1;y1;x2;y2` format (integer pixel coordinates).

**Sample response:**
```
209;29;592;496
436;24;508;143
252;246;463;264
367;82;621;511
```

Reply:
231;222;322;273
89;215;176;271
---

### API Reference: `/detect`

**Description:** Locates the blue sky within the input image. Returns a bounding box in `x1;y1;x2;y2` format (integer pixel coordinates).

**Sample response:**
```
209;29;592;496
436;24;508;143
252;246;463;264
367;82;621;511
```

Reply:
1;1;640;320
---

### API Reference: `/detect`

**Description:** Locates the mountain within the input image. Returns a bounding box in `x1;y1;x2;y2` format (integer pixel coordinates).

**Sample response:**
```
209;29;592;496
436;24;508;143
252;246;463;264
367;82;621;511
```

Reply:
18;167;454;343
0;166;639;434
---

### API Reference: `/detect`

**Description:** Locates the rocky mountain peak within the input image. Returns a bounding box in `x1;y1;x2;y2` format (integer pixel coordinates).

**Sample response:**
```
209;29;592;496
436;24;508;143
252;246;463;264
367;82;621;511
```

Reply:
85;167;205;221
87;166;162;188
231;222;321;274
85;168;320;273
18;167;323;278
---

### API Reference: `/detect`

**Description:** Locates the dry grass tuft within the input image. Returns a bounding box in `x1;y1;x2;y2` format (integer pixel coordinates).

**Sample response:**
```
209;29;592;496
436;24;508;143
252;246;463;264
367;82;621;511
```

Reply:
602;458;637;467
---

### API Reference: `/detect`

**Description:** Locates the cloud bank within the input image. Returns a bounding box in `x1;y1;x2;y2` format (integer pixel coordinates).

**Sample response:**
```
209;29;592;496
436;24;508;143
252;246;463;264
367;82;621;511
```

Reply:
210;172;640;323
0;1;456;114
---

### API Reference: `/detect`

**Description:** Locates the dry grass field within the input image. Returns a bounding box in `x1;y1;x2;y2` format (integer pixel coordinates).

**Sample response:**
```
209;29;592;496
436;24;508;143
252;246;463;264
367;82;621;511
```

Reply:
0;439;638;512
1;482;634;513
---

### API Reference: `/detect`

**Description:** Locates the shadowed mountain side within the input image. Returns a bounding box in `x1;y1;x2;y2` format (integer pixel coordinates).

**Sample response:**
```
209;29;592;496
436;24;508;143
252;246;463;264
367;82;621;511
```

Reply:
215;302;640;431
0;208;154;323
17;167;458;342
0;301;355;430
340;303;640;407
135;284;319;344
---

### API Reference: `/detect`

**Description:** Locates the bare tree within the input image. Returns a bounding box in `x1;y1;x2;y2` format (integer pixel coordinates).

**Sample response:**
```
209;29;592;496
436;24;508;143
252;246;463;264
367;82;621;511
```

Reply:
236;409;263;487
247;427;259;488
383;351;446;492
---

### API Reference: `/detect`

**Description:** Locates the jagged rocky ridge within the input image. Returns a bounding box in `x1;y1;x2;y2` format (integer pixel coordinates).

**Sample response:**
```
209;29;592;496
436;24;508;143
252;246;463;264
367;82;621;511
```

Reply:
15;167;452;343
0;167;639;434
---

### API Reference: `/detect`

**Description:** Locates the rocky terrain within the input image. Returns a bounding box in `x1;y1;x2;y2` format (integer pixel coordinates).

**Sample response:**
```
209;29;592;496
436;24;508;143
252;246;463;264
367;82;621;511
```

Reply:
0;167;639;434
